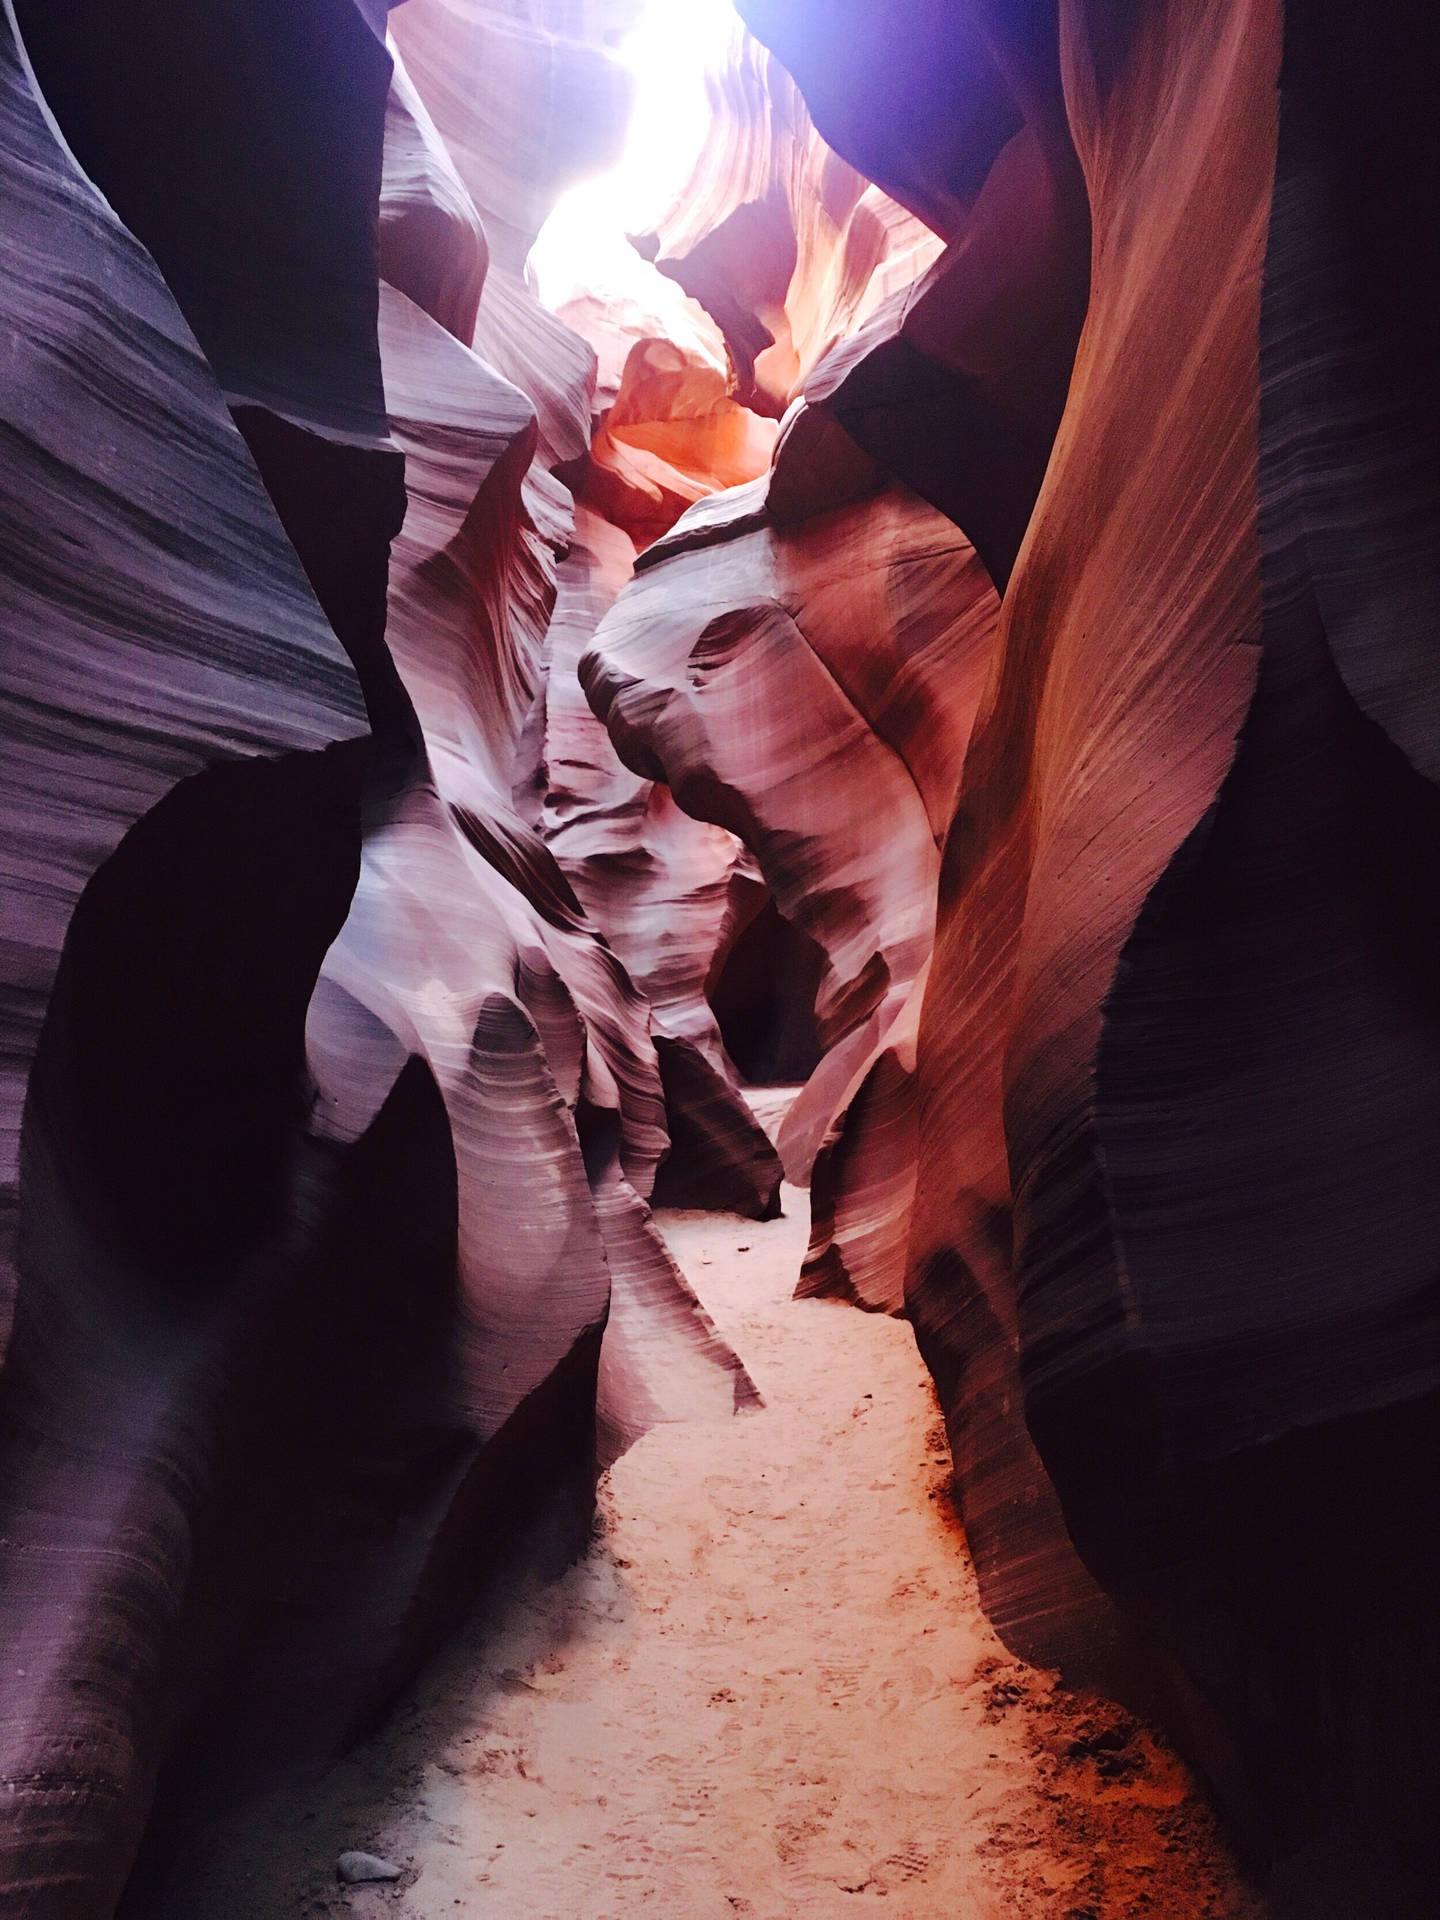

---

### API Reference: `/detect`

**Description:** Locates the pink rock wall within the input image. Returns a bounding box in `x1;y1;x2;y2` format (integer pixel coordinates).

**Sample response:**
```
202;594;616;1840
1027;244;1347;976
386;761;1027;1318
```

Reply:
386;0;784;1219
722;0;1440;1907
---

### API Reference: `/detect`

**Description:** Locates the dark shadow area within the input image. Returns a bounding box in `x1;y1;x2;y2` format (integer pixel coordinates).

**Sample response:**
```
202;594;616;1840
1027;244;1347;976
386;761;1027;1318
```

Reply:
24;740;368;1283
705;874;824;1086
650;1034;783;1219
12;0;392;439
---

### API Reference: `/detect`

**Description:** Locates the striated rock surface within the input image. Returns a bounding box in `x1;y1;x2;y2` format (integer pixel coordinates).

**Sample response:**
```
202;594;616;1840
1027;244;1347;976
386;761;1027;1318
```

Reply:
796;971;924;1317
387;0;640;277
1065;3;1440;1904
0;5;372;1907
380;40;489;349
738;0;1090;591
725;0;1440;1908
0;4;756;1913
388;0;639;469
878;0;1275;1711
538;504;783;1219
356;277;751;1437
9;0;1440;1911
13;0;394;443
567;0;1440;1904
383;0;783;1219
635;23;941;419
583;472;999;1213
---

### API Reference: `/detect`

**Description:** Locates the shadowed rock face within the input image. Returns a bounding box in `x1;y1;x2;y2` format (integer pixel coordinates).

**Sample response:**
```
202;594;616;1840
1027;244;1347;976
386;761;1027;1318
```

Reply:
737;0;1090;592
702;0;1440;1908
381;40;489;349
737;0;1019;239
0;2;758;1911
900;0;1275;1734
1071;3;1440;1904
13;0;393;441
0;5;370;1904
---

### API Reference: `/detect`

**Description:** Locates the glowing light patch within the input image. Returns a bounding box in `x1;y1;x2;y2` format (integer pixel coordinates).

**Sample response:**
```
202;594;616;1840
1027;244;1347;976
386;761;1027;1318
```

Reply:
528;0;742;337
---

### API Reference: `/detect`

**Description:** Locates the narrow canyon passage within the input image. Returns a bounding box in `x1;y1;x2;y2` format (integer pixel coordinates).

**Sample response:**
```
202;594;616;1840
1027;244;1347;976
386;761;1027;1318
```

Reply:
5;3;1440;1912
144;1100;1259;1920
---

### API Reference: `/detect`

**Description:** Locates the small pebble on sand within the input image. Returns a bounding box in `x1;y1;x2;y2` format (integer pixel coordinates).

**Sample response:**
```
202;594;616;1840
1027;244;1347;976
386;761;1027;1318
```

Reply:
336;1850;403;1884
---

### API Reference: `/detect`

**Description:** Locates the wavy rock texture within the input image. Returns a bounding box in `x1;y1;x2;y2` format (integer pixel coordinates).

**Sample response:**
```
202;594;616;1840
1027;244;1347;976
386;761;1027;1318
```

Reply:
568;336;779;550
737;0;1016;241
539;505;783;1218
385;0;857;1215
583;476;999;1210
387;0;639;276
381;1;783;1219
9;0;1440;1913
0;4;757;1914
635;23;941;418
557;285;730;412
736;0;1090;592
381;39;489;349
387;0;638;469
711;0;1226;1713
1074;3;1440;1906
726;0;1440;1909
587;4;1074;1335
13;0;394;442
797;972;924;1316
578;421;994;1307
886;0;1275;1709
353;278;751;1441
0;5;372;1908
563;0;1440;1904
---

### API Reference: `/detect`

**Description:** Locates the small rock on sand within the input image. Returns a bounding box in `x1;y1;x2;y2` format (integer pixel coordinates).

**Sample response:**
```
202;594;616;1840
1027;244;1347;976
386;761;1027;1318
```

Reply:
337;1850;403;1884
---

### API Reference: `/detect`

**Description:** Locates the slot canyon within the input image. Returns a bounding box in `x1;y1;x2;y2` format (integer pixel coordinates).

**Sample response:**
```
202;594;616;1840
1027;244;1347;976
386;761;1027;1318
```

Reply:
1;1;1437;1915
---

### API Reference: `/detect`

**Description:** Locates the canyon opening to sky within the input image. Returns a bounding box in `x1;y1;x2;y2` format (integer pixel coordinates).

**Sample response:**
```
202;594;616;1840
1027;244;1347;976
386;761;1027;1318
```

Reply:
530;0;740;320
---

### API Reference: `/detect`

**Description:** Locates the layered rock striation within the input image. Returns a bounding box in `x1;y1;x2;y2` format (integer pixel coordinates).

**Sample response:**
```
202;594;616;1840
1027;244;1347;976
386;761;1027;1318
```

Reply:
577;0;1440;1907
693;0;1439;1909
0;2;762;1912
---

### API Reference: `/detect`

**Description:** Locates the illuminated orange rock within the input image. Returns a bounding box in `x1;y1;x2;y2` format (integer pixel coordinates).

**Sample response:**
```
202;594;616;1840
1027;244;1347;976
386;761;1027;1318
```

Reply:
573;335;779;549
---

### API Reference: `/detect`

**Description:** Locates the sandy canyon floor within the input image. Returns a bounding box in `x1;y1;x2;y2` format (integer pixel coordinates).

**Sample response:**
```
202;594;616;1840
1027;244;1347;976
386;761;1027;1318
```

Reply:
148;1098;1263;1920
